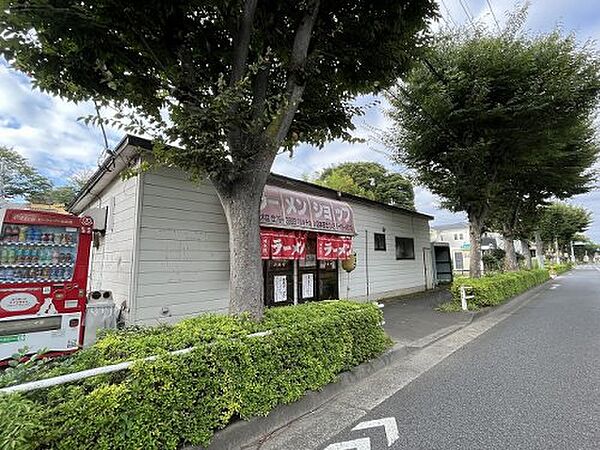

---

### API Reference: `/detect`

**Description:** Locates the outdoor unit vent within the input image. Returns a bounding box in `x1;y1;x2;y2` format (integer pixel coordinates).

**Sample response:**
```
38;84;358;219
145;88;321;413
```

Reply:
82;207;108;232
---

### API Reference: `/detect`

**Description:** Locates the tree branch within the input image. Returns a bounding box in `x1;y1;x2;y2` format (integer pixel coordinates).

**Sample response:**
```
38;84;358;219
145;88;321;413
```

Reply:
267;0;320;148
230;0;258;86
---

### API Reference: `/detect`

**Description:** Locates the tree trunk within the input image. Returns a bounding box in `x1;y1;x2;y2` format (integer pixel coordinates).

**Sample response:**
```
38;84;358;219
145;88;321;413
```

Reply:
468;214;484;278
535;231;544;269
214;171;270;319
555;237;561;264
502;231;518;272
521;239;532;269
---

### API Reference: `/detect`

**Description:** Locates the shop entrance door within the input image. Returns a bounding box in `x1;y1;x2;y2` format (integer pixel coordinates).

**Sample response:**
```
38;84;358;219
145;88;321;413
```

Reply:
298;239;317;303
264;260;294;307
318;260;339;300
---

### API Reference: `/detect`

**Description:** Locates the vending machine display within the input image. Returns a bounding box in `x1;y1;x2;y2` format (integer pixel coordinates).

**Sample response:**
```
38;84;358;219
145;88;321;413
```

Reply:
0;209;93;363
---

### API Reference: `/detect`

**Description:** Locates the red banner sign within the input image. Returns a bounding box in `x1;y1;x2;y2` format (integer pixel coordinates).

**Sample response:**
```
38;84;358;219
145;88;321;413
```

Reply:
317;234;353;260
260;229;307;260
260;185;355;235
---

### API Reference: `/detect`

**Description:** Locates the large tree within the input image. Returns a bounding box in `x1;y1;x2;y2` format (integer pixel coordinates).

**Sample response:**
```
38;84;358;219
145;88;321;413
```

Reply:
0;146;52;201
488;114;598;271
1;1;437;317
313;162;415;209
538;203;592;263
387;20;600;278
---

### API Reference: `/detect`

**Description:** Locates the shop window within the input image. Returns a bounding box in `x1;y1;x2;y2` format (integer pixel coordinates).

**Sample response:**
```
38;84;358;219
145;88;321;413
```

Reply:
374;233;386;251
395;237;415;260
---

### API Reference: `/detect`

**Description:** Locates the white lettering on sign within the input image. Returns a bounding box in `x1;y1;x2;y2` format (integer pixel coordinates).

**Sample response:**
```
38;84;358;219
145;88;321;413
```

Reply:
0;293;38;312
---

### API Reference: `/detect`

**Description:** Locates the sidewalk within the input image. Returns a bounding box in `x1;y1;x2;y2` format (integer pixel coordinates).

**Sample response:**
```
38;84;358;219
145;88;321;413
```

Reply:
382;287;472;347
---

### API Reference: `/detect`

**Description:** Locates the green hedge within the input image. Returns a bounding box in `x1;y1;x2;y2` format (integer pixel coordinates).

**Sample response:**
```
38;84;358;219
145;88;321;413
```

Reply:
547;262;573;275
0;301;391;450
450;269;550;309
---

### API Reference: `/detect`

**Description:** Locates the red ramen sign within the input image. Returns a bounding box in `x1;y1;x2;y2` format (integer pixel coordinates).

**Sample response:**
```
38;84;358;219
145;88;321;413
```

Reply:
260;185;355;235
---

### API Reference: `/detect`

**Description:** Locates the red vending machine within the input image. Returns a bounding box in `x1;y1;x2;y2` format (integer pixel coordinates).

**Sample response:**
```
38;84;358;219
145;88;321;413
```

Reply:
0;208;93;363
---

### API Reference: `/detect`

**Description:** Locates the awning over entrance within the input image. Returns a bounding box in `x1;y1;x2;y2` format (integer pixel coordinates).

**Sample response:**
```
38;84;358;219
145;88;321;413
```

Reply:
260;185;355;235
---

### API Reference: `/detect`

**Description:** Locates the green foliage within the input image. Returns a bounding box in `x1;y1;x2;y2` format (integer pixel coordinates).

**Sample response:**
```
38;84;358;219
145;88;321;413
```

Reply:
0;394;41;450
313;162;415;210
0;147;52;201
0;301;391;449
387;12;600;277
450;269;550;309
547;263;573;276
482;249;506;273
1;1;438;181
539;203;592;248
0;348;50;389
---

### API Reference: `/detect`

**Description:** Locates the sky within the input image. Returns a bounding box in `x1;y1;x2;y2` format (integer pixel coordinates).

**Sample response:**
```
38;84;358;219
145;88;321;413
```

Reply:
1;0;600;239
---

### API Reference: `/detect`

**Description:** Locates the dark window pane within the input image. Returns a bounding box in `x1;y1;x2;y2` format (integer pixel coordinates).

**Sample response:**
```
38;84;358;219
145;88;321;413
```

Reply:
395;237;415;260
374;233;386;251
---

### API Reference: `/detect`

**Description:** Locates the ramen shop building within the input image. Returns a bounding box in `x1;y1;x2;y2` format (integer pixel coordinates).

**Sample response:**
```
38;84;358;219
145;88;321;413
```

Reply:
69;135;435;325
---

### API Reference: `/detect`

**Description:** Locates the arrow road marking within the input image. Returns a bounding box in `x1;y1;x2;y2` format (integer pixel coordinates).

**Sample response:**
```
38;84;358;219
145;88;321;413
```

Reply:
352;417;399;447
324;437;371;450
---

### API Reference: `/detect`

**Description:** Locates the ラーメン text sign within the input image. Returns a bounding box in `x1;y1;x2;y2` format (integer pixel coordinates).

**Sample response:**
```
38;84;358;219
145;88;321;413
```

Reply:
260;185;355;235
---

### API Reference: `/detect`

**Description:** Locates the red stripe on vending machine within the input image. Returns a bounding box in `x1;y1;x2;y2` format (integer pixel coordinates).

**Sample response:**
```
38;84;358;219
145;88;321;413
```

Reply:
0;209;93;364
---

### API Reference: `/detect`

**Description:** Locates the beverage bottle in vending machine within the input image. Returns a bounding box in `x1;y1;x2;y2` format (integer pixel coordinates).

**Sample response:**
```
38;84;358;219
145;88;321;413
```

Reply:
1;247;8;264
14;248;22;264
52;249;59;265
26;227;34;242
7;248;15;264
18;226;27;242
39;247;47;265
31;247;39;264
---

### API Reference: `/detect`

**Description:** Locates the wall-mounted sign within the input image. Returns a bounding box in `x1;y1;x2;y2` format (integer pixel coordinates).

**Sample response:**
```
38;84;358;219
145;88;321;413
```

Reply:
260;185;355;235
302;273;314;299
461;243;471;250
317;234;353;260
274;275;287;303
261;229;307;260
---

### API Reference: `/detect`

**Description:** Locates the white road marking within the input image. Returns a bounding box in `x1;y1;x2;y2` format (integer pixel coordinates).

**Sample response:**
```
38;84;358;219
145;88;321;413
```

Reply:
324;438;372;450
352;417;399;447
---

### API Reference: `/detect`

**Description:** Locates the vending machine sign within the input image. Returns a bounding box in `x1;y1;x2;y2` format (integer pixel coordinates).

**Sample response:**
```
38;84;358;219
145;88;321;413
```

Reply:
0;209;93;363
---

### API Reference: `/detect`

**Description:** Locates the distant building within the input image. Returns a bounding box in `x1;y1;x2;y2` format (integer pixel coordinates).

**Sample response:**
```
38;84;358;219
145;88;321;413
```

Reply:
430;222;532;274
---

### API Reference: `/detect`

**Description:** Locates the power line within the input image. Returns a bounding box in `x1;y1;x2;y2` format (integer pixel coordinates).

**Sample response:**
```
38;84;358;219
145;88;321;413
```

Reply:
439;0;457;28
486;0;501;31
457;0;476;28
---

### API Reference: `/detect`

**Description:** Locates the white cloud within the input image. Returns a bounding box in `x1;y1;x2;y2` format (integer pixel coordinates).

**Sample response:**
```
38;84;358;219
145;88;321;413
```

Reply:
0;63;119;184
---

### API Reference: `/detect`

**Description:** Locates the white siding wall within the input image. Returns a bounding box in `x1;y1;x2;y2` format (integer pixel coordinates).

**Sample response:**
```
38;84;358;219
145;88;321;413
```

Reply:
343;202;432;301
132;168;432;323
135;167;229;325
87;174;139;312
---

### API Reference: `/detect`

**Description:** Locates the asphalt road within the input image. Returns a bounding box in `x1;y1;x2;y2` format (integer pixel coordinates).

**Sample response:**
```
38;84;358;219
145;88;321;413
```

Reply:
323;266;600;450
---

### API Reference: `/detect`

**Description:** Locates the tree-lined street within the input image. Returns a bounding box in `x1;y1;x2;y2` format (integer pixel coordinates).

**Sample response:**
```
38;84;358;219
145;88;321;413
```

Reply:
322;266;600;449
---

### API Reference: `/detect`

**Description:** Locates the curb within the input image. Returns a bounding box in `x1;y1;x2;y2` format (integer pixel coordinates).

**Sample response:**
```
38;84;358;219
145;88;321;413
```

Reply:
200;276;558;450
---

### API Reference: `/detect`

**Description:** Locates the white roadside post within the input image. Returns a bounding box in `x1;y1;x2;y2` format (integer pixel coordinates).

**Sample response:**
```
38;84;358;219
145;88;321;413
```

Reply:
460;286;474;311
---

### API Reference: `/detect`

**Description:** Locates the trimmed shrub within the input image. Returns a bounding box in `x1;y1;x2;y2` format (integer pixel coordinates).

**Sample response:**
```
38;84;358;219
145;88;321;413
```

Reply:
450;269;550;309
0;301;391;449
547;262;573;275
